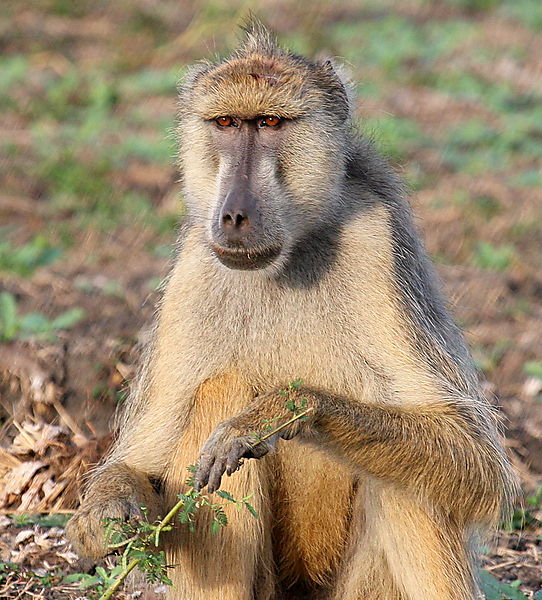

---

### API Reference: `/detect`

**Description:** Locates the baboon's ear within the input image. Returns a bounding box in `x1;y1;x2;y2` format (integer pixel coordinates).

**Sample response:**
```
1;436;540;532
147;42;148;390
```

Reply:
317;58;354;121
177;62;212;102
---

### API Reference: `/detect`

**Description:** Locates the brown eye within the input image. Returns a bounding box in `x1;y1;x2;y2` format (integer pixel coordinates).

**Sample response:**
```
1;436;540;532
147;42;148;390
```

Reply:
259;115;282;128
215;116;235;127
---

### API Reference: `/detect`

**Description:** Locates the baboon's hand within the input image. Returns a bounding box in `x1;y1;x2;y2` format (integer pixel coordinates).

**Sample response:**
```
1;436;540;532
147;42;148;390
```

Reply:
194;421;277;493
66;494;145;559
66;463;161;560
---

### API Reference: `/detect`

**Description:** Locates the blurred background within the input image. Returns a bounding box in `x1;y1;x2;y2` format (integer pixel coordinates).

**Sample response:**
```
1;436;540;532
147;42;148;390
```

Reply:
0;0;540;597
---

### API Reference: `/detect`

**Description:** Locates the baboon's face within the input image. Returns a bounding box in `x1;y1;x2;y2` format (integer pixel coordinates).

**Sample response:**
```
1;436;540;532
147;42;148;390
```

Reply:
179;53;350;271
202;114;290;270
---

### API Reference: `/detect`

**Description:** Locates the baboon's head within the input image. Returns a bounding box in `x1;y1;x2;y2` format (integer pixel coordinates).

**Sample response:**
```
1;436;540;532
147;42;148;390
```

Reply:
178;23;352;271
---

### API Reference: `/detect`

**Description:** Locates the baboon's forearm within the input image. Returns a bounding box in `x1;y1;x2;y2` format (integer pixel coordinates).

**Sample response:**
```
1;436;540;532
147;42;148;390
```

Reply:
231;388;507;524
318;399;506;522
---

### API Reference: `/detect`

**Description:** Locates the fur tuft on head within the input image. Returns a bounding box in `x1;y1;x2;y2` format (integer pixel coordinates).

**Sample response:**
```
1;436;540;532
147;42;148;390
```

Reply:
237;17;281;58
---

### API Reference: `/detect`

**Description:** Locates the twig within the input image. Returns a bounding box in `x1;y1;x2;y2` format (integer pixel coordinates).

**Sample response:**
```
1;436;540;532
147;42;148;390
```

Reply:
485;560;517;571
255;407;313;444
52;398;86;438
153;408;313;546
154;496;185;547
98;558;139;600
107;533;140;550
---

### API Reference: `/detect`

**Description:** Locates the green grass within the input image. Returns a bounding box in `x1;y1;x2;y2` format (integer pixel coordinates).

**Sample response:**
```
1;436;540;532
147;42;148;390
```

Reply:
0;56;29;107
509;169;542;188
0;235;62;277
473;241;515;271
524;361;542;380
0;291;85;342
361;115;427;161
472;340;512;374
120;68;179;96
11;513;71;528
500;0;542;31
328;16;476;80
444;0;501;11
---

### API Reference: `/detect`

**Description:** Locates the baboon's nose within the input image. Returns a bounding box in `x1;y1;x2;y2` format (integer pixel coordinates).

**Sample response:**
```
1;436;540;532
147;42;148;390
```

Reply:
219;190;256;244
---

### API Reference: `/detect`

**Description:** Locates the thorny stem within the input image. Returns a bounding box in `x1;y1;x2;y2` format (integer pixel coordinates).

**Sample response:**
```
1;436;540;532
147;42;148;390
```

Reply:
106;533;139;550
98;558;139;600
97;407;312;599
256;407;313;443
153;496;186;547
153;407;313;546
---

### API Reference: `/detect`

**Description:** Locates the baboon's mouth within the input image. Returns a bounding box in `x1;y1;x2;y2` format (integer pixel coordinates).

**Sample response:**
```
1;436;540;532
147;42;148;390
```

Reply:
211;244;281;270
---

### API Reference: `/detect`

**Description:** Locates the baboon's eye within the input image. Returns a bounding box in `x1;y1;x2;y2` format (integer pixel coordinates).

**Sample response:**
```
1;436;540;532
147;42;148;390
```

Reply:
258;115;282;128
215;116;236;127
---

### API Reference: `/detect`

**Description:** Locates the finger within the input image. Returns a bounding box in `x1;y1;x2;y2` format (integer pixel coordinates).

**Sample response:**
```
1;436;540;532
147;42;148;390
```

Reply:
226;440;245;475
244;438;274;459
280;428;297;440
194;453;216;491
207;456;227;494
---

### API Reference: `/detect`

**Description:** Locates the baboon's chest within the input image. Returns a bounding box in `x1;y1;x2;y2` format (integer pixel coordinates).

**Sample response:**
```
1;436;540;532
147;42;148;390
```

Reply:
232;298;370;396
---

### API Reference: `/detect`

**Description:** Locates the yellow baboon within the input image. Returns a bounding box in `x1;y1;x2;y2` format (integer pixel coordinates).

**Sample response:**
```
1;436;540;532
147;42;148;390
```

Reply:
67;24;517;600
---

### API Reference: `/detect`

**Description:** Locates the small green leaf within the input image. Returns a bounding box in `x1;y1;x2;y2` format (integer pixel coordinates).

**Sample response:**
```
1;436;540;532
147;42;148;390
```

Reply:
244;502;259;519
63;573;95;584
51;307;85;329
473;241;515;272
478;569;528;599
524;361;542;381
210;520;222;534
216;490;235;502
95;566;109;580
79;575;103;588
0;291;17;340
18;312;51;334
285;399;296;412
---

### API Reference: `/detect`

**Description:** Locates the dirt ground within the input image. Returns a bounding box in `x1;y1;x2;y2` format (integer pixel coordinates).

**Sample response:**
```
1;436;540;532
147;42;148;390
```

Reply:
0;0;540;598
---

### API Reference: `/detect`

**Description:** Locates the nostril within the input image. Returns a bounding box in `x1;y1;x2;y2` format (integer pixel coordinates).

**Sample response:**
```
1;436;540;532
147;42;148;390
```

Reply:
222;211;249;230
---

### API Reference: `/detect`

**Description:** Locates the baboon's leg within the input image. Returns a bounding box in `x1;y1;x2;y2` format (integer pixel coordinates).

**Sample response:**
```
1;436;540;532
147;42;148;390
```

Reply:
334;479;477;600
271;440;354;590
332;481;400;600
162;372;275;600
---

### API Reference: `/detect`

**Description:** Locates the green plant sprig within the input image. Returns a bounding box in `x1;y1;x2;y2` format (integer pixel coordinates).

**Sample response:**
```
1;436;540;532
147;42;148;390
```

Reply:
94;398;312;600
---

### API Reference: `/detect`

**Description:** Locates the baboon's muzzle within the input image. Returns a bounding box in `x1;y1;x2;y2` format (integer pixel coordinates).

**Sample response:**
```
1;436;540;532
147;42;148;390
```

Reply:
210;129;282;270
211;188;281;269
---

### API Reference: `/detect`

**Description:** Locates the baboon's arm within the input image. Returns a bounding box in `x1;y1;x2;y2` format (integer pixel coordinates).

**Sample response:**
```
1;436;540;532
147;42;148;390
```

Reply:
195;387;509;524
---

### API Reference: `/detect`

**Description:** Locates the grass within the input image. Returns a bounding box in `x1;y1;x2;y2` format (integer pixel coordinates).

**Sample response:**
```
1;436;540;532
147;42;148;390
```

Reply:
473;241;516;272
478;570;539;600
361;115;427;161
0;235;62;277
500;0;542;30
0;291;85;342
524;361;542;381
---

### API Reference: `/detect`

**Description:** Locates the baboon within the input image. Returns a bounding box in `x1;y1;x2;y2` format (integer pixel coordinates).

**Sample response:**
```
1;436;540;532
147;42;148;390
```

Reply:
67;24;517;600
